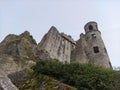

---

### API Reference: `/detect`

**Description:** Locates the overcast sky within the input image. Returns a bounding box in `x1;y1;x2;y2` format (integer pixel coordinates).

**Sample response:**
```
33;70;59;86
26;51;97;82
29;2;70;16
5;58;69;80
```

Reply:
0;0;120;67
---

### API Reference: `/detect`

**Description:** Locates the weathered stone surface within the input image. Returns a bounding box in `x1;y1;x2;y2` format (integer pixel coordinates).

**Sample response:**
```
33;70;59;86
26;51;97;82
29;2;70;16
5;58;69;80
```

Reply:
0;22;112;73
0;31;37;74
8;69;28;85
71;33;88;63
71;21;112;68
15;74;77;90
36;50;51;60
8;69;77;90
37;23;112;68
0;54;20;75
0;22;112;81
0;69;19;90
37;26;76;63
0;31;37;90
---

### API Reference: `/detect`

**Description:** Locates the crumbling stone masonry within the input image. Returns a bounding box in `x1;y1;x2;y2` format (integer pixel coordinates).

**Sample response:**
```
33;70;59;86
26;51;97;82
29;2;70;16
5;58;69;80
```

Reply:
71;21;112;68
37;26;76;63
37;21;112;68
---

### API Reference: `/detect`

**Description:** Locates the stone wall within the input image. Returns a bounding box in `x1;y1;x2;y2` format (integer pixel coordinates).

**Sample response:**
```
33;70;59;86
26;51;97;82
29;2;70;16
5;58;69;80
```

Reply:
37;26;76;63
71;33;88;63
71;21;112;68
37;22;112;68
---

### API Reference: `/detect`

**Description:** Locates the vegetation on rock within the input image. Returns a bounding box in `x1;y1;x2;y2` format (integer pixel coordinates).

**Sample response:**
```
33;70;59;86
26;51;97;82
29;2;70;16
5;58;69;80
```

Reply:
29;60;120;90
0;31;37;74
17;74;77;90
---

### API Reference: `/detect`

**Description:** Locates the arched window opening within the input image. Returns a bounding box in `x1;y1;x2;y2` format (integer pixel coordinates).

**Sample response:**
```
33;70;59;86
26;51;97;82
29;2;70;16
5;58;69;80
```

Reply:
89;25;93;30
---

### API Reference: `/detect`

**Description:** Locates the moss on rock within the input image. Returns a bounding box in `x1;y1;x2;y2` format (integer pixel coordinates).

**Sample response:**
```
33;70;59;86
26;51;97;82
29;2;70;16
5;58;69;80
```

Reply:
16;74;77;90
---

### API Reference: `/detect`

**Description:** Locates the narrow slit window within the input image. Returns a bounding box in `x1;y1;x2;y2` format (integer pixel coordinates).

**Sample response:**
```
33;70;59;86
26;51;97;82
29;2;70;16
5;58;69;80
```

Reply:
93;46;99;53
91;34;96;38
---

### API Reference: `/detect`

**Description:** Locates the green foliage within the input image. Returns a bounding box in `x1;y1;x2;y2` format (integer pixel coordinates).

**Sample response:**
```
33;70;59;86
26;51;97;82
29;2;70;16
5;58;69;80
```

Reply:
26;68;34;77
31;60;120;90
17;74;77;90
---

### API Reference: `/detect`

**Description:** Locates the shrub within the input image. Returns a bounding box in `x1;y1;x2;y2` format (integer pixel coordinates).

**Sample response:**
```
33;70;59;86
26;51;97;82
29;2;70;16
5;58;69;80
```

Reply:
31;60;120;90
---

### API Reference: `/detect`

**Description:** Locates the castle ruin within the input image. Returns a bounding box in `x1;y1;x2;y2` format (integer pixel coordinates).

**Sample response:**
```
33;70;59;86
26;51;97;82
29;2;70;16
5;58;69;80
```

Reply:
71;22;112;68
37;21;112;68
37;26;76;63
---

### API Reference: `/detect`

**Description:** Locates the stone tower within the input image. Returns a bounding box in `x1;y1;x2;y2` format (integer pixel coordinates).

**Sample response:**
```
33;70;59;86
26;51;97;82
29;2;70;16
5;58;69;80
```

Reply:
71;21;112;68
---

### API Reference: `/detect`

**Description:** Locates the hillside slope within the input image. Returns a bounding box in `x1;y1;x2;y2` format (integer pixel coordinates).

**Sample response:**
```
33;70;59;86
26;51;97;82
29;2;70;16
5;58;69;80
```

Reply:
30;60;120;90
8;69;77;90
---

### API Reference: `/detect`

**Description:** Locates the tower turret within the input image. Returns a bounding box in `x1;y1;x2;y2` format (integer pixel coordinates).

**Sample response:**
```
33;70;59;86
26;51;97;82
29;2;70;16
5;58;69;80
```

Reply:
84;21;98;33
71;21;112;68
84;21;112;68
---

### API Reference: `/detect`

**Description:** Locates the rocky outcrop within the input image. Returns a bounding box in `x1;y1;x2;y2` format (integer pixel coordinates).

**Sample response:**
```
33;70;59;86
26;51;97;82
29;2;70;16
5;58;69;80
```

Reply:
0;31;37;74
0;54;20;75
8;69;77;90
8;69;28;85
0;69;18;90
0;31;37;90
15;74;77;90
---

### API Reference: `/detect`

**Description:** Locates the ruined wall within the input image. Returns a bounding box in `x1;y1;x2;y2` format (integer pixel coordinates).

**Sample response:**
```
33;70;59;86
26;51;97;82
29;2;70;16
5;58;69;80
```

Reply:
71;21;112;68
37;22;112;68
85;30;111;68
71;33;88;63
37;26;76;63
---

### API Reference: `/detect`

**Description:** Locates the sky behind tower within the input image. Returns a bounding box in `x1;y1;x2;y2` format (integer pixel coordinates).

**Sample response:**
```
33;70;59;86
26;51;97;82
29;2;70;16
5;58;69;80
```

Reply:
0;0;120;67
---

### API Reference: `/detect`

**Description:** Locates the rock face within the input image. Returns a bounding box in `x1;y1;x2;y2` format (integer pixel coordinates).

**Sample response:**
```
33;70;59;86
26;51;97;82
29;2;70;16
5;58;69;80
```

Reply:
37;26;76;63
0;69;18;90
0;31;37;74
71;21;112;68
14;74;77;90
0;54;19;75
8;69;28;85
0;31;37;90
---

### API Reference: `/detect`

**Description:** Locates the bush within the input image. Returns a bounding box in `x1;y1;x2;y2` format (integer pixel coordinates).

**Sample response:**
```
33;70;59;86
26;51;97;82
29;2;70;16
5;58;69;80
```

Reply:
31;60;120;90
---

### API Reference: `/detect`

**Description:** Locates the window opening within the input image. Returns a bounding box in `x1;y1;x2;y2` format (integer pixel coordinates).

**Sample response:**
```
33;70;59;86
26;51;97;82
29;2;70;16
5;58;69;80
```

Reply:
89;25;93;30
93;46;99;53
91;34;96;38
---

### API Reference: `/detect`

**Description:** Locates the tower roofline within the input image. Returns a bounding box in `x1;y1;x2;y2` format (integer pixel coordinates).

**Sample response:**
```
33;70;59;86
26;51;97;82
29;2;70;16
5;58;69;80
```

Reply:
84;21;97;30
84;21;99;33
